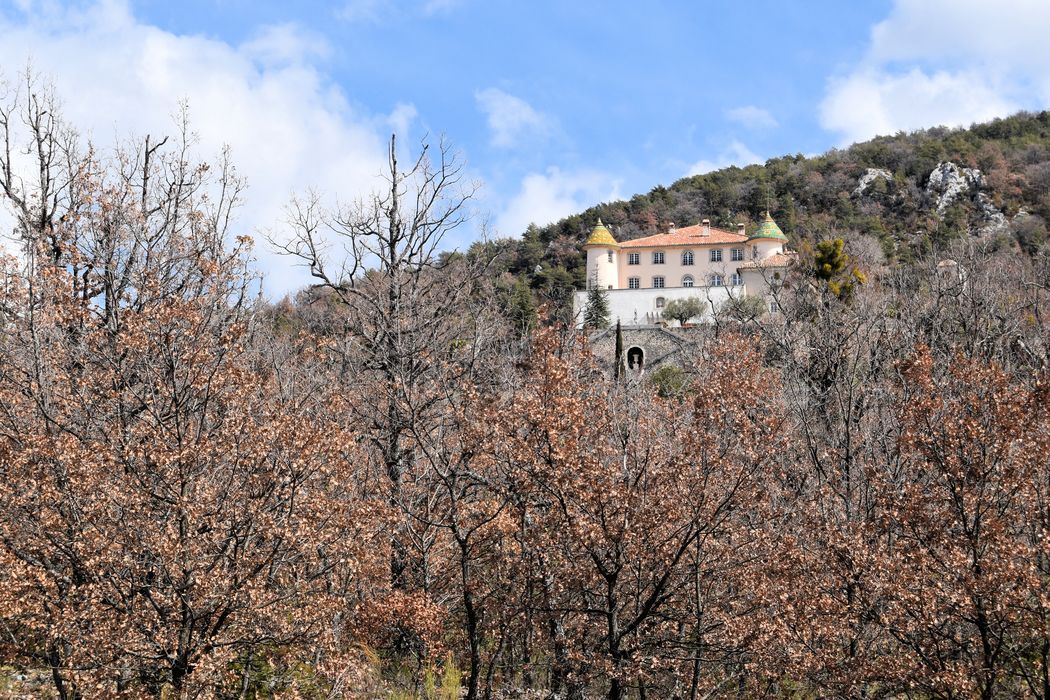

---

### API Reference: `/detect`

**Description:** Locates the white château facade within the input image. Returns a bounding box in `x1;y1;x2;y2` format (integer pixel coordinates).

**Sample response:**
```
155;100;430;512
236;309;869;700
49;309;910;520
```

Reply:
574;213;796;327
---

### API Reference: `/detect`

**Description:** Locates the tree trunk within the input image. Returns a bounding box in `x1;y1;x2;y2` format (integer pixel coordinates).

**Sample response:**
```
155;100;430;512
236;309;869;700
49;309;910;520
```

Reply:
459;536;481;700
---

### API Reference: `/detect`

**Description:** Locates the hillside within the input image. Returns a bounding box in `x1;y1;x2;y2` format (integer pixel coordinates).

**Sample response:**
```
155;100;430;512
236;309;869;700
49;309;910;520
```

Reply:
471;110;1050;296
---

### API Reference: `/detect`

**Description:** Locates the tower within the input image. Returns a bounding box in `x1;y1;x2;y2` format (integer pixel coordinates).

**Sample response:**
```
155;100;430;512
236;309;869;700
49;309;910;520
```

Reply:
582;219;620;290
748;211;789;261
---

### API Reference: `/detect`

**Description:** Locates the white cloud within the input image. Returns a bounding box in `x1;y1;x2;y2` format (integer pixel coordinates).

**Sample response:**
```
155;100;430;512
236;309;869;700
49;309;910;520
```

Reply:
725;105;778;130
687;141;763;176
0;0;405;296
386;102;418;139
240;23;332;66
474;87;550;148
821;68;1015;145
496;167;621;236
337;0;387;23
821;0;1050;145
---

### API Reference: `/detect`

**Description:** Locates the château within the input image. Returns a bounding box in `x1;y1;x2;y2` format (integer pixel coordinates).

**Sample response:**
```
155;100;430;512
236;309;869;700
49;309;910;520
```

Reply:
574;213;796;326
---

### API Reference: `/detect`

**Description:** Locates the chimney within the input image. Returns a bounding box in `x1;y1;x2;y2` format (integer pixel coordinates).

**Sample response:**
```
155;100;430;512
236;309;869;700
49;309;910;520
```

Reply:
700;219;710;237
668;221;676;233
737;222;746;235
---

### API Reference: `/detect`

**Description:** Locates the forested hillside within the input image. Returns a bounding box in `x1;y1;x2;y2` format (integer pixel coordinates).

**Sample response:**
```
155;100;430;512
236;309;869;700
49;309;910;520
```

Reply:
3;77;1050;700
472;110;1050;297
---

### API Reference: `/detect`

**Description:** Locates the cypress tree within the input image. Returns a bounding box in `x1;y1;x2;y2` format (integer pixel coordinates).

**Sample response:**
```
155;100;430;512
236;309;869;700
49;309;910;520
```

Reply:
614;319;623;380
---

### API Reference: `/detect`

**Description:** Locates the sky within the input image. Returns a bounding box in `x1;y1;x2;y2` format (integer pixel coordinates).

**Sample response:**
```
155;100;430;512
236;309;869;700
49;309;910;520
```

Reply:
2;0;1050;295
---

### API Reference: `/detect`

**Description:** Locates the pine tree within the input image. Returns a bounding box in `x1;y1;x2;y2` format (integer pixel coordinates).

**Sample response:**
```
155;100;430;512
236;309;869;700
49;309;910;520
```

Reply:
814;238;866;300
507;278;537;336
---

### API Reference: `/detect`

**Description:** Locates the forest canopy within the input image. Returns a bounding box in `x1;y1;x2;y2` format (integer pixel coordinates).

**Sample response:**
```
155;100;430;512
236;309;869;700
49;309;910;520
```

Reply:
1;76;1049;699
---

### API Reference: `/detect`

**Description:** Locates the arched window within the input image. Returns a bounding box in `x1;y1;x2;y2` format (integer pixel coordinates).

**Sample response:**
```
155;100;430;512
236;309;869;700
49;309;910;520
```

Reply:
607;250;614;263
656;297;666;308
682;250;694;266
711;274;724;287
682;275;694;287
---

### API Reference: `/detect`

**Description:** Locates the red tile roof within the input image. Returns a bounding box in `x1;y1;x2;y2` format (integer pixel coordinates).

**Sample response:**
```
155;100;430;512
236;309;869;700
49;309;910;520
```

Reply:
736;252;798;269
619;223;747;248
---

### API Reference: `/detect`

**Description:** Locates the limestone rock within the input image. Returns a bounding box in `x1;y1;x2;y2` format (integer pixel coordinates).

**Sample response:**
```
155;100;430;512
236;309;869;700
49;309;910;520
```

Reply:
974;192;1008;235
853;168;893;196
926;161;983;216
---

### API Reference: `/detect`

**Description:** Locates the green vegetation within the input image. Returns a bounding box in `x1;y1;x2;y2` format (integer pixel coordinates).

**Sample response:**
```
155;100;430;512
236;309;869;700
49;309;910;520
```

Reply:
813;238;867;299
583;283;611;329
466;110;1050;307
662;297;706;325
648;363;688;399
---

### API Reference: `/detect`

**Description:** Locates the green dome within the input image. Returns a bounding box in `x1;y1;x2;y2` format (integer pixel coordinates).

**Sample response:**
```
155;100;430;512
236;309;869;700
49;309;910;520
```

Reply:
583;218;619;248
749;212;788;241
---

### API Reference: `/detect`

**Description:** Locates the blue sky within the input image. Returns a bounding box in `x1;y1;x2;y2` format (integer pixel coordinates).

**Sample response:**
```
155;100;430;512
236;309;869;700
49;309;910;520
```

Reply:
2;0;1049;293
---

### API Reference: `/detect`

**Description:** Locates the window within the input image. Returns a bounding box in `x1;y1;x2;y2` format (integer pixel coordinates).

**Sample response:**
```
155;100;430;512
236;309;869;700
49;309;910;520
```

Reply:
628;277;640;289
607;250;614;263
656;297;665;308
652;251;665;264
652;276;665;289
711;274;724;287
682;250;694;266
731;248;744;261
628;252;640;265
682;275;694;288
710;249;723;262
752;246;759;260
730;273;742;286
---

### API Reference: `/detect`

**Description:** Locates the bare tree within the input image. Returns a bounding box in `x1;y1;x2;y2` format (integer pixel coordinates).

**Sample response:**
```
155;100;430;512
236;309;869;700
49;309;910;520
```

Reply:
278;135;499;614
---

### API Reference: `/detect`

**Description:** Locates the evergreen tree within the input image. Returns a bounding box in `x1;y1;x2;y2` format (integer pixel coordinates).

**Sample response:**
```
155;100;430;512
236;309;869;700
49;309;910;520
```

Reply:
614;319;623;380
583;281;611;329
506;278;537;336
814;238;867;300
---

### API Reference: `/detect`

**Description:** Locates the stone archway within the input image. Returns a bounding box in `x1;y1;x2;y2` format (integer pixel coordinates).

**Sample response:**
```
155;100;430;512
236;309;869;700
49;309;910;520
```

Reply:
626;346;644;373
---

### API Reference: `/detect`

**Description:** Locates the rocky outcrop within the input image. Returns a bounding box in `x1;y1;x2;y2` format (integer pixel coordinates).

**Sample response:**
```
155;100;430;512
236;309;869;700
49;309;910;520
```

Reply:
926;161;983;216
974;192;1008;234
854;168;893;196
925;161;1010;235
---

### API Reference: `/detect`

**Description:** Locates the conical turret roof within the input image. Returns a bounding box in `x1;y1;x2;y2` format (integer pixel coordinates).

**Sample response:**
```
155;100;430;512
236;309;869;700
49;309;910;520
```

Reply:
583;218;619;248
749;212;788;241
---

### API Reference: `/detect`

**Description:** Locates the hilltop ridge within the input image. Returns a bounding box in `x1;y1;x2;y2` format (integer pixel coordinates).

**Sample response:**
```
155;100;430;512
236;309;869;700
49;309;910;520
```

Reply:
470;111;1050;295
